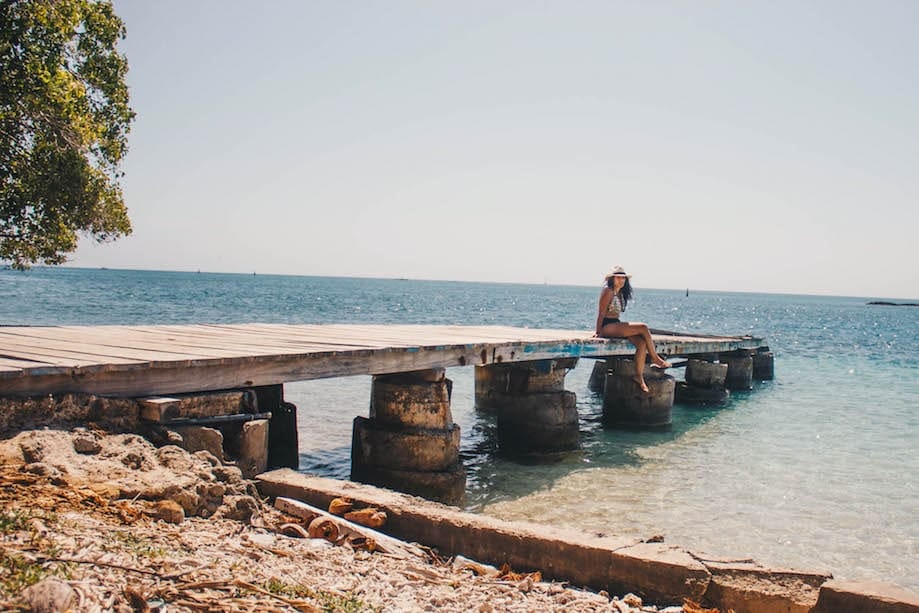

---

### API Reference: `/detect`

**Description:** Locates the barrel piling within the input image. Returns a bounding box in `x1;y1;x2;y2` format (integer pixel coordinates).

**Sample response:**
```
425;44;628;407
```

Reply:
753;346;775;380
603;358;675;428
351;368;465;505
675;358;731;406
475;358;579;454
588;359;608;393
719;349;755;390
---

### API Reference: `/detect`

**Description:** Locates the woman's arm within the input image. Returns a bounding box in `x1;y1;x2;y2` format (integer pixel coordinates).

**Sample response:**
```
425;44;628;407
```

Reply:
595;288;612;335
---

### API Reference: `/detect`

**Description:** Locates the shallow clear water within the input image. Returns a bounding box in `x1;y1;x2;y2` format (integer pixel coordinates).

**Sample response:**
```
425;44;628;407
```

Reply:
2;267;917;589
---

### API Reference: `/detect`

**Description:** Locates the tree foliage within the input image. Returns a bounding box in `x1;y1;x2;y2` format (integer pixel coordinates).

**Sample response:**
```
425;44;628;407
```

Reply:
1;0;134;269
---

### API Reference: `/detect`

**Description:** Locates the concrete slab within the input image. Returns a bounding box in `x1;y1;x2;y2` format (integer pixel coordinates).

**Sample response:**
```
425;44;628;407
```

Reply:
256;469;709;604
812;580;919;613
699;559;831;613
612;542;710;604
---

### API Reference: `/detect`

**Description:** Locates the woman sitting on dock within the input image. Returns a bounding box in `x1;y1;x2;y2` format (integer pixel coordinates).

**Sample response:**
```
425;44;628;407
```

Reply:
595;266;671;392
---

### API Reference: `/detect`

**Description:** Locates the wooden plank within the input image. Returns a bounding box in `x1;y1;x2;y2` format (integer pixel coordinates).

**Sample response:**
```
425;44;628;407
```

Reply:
0;326;428;368
0;358;37;372
0;327;369;359
200;324;435;347
218;323;520;344
0;338;375;368
70;329;372;356
130;325;392;350
19;327;251;358
86;324;388;352
0;343;144;367
11;322;580;351
0;333;230;362
294;325;545;346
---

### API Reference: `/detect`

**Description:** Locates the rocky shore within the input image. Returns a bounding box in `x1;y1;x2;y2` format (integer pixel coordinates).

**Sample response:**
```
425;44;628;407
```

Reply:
0;428;694;612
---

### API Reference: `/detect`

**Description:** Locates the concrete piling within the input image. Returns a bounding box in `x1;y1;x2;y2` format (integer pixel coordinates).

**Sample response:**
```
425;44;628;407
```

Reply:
603;359;675;428
675;358;731;406
475;358;580;454
719;350;755;391
685;359;728;388
588;359;608;393
753;346;775;380
351;369;466;505
497;390;579;453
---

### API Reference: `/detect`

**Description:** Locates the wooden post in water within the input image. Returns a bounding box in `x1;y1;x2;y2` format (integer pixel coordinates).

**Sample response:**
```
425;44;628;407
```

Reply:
351;369;466;506
475;358;580;454
603;358;675;428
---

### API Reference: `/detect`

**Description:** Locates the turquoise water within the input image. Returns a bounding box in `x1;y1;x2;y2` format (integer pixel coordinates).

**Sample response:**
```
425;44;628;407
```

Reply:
2;267;917;589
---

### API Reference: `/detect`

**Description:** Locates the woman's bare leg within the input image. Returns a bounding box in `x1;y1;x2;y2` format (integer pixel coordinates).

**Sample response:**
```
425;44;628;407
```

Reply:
629;336;650;392
608;322;669;367
636;324;668;366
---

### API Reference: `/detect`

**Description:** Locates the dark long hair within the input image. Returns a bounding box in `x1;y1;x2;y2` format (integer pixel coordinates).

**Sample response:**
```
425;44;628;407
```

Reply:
605;277;633;311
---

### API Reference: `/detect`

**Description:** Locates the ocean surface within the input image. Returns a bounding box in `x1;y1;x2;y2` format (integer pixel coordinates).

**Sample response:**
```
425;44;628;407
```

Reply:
2;267;917;590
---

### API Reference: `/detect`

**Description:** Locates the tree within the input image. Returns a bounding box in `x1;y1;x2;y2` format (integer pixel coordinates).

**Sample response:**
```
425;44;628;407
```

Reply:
1;0;134;269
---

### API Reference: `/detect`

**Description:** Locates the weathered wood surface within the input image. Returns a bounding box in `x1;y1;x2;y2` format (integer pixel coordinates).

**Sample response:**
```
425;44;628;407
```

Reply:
0;324;762;397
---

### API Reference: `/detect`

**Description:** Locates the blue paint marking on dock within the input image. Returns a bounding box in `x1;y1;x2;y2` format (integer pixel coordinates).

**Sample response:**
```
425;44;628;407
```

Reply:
521;342;594;356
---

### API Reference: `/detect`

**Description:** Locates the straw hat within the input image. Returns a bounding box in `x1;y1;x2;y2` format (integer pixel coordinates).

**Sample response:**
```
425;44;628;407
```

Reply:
604;266;631;279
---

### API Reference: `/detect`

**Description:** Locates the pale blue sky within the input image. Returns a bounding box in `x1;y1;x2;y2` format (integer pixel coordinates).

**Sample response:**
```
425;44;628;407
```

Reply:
73;1;918;298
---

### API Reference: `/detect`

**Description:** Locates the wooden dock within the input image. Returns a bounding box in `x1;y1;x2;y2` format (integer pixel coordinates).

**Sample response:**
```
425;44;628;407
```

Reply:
0;323;762;397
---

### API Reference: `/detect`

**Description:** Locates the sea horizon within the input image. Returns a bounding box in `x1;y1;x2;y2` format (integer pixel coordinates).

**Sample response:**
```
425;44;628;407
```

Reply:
5;264;917;304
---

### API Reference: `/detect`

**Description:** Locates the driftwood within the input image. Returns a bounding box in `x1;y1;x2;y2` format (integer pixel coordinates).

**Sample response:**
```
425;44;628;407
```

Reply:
274;497;427;560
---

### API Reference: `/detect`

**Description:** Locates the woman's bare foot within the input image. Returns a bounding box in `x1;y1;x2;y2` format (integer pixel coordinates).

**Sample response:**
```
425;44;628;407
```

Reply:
651;359;672;369
632;376;650;393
